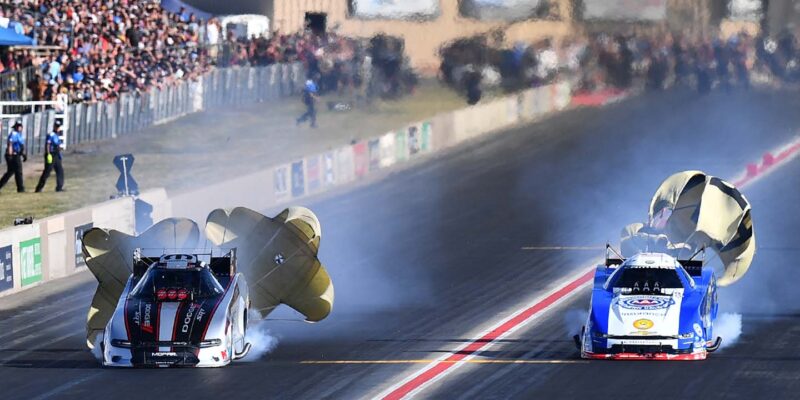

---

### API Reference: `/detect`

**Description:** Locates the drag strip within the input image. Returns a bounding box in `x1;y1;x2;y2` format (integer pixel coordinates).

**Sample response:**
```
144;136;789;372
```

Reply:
377;134;800;400
1;88;799;400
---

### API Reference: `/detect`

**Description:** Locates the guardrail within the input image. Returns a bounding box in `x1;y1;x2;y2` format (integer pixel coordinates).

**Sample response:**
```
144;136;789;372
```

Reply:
0;63;304;161
0;81;574;298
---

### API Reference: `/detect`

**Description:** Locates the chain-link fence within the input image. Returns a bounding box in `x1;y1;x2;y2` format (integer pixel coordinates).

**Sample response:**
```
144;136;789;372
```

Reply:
0;63;304;161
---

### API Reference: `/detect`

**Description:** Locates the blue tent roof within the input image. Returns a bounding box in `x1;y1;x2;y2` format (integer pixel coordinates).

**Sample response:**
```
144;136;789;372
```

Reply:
0;27;33;46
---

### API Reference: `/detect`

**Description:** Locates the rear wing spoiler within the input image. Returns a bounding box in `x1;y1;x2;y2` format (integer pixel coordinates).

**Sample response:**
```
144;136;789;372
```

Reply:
604;244;706;276
131;248;237;279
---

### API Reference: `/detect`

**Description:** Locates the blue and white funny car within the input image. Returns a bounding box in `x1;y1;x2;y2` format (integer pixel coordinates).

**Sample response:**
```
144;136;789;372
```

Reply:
575;170;757;360
576;252;721;360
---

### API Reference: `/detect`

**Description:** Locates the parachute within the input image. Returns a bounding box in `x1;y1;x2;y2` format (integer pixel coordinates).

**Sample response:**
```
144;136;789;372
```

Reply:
623;171;755;286
205;206;333;321
82;207;333;349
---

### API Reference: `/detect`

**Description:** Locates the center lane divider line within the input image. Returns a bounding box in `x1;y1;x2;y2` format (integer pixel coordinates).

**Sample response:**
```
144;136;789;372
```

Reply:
375;135;800;400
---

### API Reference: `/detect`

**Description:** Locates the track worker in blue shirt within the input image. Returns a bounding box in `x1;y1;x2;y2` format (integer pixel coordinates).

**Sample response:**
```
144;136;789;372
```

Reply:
35;121;65;192
296;79;319;128
0;122;27;193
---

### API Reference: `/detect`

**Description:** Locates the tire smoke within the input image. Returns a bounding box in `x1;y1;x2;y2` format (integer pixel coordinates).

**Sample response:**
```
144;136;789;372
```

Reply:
242;311;280;362
715;312;743;350
90;335;103;361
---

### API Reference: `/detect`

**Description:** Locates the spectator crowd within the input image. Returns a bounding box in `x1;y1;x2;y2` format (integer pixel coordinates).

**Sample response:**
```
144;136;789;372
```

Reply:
1;0;213;104
440;28;800;103
2;0;797;108
0;0;417;106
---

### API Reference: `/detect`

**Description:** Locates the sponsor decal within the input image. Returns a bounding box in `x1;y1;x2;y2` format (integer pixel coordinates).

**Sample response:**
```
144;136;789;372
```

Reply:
291;160;305;198
633;319;654;330
74;223;93;268
0;245;13;292
611;339;666;345
181;303;199;333
19;238;42;286
693;323;704;337
196;307;206;323
150;352;178;357
142;303;154;333
619;297;674;310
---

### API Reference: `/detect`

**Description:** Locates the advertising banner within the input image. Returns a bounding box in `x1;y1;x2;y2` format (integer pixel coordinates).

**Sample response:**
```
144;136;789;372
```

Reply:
323;151;336;188
291;160;305;198
20;238;42;287
395;130;408;162
408;125;421;156
353;141;368;178
74;223;93;269
368;139;381;172
273;164;289;199
534;86;552;115
0;245;12;292
582;0;667;21
420;122;433;152
306;155;321;193
379;133;396;168
335;146;355;183
460;0;544;20
351;0;438;19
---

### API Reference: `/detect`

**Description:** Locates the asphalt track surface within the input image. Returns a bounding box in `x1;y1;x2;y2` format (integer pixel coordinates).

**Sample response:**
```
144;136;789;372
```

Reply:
2;87;800;400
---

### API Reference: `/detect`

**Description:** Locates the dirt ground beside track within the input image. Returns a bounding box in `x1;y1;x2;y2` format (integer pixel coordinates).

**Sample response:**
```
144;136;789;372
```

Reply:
0;81;464;227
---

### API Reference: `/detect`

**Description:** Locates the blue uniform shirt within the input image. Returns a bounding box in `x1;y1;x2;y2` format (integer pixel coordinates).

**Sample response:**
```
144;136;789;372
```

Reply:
47;132;62;154
8;131;24;154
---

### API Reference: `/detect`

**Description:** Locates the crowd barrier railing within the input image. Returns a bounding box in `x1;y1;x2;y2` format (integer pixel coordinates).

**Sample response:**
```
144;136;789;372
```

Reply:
0;63;303;162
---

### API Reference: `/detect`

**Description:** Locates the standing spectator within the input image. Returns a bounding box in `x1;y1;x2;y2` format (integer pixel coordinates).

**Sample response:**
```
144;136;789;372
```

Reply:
207;18;220;61
0;122;27;193
35;121;65;192
47;54;61;85
296;79;319;128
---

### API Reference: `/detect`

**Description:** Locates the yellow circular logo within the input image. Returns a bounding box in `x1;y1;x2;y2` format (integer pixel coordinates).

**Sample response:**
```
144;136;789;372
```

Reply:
633;319;654;330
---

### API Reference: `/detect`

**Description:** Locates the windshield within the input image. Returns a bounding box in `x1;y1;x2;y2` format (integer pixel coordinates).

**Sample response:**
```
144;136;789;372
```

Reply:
130;267;224;300
611;267;684;292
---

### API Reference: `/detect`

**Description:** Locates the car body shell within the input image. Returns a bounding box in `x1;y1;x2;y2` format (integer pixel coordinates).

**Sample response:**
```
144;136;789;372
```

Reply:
579;253;718;360
102;259;249;368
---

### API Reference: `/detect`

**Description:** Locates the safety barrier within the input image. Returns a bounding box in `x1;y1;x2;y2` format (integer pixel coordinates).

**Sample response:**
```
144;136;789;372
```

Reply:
165;82;574;222
0;63;304;160
0;81;576;298
0;197;134;296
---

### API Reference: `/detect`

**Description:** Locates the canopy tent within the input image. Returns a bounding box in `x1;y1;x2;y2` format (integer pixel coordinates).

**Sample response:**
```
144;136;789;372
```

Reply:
0;27;33;46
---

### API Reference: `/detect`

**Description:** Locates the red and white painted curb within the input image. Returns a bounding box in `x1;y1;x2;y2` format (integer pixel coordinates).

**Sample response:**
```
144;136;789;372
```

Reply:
570;88;631;107
375;135;800;400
